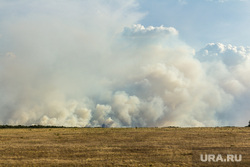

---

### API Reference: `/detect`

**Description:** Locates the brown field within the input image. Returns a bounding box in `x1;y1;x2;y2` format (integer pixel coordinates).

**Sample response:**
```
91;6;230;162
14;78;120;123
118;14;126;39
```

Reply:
0;127;249;166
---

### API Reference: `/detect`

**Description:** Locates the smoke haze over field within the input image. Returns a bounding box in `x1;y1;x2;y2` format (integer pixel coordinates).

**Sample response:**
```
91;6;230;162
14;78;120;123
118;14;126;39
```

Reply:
0;0;249;127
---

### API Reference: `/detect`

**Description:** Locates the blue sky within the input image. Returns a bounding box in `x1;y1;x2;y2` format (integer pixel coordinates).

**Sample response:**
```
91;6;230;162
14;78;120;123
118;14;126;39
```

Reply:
137;0;250;49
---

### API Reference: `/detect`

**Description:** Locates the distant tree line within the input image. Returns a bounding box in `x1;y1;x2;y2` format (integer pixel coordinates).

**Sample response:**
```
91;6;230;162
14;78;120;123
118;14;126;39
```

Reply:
0;121;249;128
0;125;65;129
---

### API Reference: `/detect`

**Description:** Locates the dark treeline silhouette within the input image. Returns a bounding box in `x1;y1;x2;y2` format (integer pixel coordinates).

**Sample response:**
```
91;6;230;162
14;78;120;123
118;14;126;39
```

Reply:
1;121;250;128
0;125;65;129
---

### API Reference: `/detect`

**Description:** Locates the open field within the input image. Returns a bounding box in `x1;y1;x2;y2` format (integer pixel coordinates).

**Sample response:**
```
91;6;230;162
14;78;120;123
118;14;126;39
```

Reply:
0;127;249;166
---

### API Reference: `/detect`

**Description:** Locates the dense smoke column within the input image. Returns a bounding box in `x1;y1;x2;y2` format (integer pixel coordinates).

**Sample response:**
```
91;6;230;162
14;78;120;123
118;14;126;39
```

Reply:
0;1;249;127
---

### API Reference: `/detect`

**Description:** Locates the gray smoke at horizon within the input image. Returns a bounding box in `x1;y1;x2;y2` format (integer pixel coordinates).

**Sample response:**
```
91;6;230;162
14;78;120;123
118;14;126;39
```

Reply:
0;0;249;127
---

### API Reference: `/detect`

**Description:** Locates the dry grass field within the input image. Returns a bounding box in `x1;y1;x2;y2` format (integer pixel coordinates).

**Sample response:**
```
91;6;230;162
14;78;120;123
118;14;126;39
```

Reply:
0;127;249;166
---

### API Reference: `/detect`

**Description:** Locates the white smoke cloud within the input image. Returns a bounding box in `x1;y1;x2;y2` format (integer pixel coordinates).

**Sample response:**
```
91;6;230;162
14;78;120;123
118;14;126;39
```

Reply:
0;0;249;127
196;43;250;125
123;24;178;38
197;43;250;66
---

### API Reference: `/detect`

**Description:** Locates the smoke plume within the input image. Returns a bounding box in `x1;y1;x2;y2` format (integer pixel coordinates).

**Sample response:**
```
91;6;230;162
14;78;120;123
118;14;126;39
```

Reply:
0;0;249;127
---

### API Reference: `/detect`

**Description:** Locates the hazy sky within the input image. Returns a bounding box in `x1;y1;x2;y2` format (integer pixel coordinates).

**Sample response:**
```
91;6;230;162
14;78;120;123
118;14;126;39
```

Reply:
138;0;250;48
0;0;250;127
1;0;250;50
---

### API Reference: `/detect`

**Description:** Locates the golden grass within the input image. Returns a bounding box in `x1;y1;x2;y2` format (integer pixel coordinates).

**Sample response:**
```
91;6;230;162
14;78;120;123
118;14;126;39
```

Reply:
0;127;249;166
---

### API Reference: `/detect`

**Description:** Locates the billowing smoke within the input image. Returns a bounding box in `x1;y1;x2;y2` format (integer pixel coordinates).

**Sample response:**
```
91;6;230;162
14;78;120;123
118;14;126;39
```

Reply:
0;0;249;127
